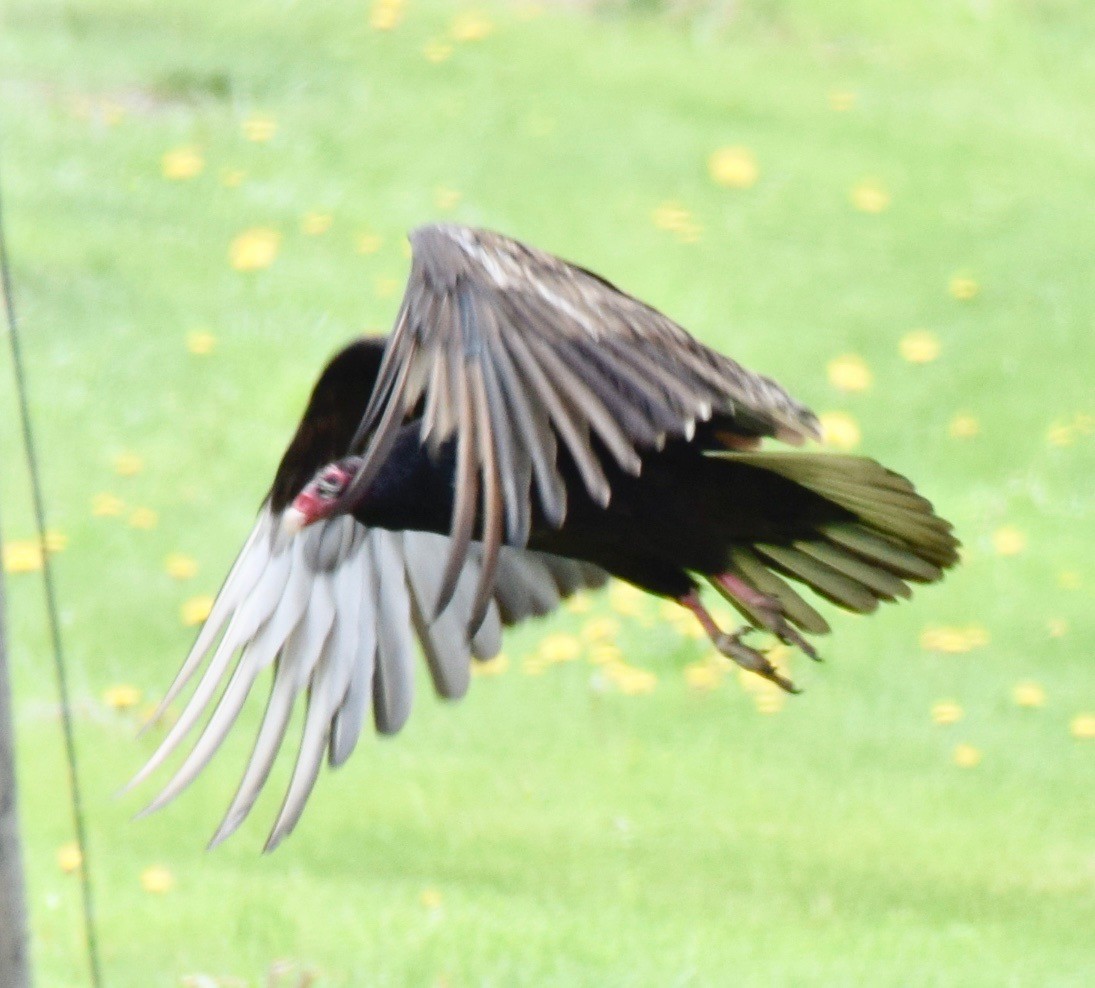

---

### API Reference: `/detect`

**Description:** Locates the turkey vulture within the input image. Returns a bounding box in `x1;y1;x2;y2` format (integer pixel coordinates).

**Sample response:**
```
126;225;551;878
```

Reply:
131;224;958;849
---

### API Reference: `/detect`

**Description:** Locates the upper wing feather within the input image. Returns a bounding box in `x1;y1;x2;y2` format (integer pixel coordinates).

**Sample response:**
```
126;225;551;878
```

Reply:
344;224;820;620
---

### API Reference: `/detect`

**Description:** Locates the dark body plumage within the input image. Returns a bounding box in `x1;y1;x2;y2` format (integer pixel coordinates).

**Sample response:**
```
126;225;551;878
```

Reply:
134;224;958;849
354;415;857;599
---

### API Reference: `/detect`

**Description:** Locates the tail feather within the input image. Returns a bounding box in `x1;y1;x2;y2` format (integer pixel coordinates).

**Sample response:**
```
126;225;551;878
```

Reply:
731;547;831;634
756;543;881;614
714;451;958;635
792;540;911;601
819;523;943;583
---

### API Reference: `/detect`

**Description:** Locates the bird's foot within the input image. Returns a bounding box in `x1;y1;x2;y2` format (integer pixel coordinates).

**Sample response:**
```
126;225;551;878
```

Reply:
714;627;800;694
712;572;819;662
677;589;801;694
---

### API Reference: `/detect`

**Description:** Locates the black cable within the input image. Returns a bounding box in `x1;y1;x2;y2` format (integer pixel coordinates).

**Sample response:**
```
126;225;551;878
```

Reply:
0;165;104;987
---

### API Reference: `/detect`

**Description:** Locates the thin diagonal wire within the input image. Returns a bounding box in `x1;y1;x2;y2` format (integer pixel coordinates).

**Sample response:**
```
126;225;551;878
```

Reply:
0;168;104;986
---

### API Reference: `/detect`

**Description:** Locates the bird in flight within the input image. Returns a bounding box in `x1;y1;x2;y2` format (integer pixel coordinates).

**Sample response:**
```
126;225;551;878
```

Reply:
131;224;958;849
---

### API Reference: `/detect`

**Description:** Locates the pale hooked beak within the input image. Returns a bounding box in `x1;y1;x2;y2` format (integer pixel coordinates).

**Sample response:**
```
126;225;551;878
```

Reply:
281;506;308;536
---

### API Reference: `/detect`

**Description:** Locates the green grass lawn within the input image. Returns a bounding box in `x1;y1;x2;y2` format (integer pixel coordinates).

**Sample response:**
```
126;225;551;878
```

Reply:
2;0;1094;984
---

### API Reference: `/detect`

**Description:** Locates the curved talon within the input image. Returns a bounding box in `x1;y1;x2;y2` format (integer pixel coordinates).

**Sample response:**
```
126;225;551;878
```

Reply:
716;629;800;694
678;591;801;693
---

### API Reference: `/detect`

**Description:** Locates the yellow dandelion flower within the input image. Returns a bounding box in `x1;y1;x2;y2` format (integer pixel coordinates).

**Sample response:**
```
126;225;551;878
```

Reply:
850;180;890;214
948;274;979;301
356;232;383;254
581;617;620;644
664;608;702;639
899;329;941;364
242;115;277;142
609;582;646;617
818;411;861;450
931;700;963;725
1070;714;1095;740
186;329;216;355
140;865;175;894
161;147;204;181
220;168;246;188
433;186;461;211
451;11;494;42
621;669;658;695
420;888;443;909
423;40;453;63
684;659;723;690
948;413;980;439
707;147;759;190
826;354;872;393
539;633;582;663
828;90;856;112
754;690;786;714
181;595;214;627
589;643;622;666
57;842;83;874
301;212;333;236
229;228;280;272
1046;421;1074;447
565;592;593;614
370;0;404;30
522;655;548;676
992;526;1026;556
1047;617;1068;638
165;553;198;580
43;530;67;554
678;619;706;640
919;625;989;654
1012;681;1045;708
922;627;965;652
652;201;693;233
3;541;42;574
114;451;144;476
471;653;508;677
371;7;400;30
129;507;158;530
374;275;401;298
103;684;142;711
953;743;982;768
607;663;656;695
92;492;126;517
1057;570;1081;590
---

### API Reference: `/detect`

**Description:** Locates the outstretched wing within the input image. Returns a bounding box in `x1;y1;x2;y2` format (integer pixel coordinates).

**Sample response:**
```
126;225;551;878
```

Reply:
345;224;821;629
132;333;607;849
131;509;605;851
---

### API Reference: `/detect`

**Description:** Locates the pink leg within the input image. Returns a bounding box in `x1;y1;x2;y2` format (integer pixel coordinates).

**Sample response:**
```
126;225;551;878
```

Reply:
678;590;800;694
711;573;818;660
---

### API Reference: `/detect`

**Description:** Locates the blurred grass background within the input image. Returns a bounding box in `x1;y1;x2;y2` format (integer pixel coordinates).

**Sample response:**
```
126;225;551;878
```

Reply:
1;0;1093;984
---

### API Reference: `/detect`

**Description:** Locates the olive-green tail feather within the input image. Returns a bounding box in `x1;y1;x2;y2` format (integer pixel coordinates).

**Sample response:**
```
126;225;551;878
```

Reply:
713;452;958;636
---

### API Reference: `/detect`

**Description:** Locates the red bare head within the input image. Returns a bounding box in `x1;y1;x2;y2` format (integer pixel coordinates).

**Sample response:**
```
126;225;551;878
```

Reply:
283;457;361;533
